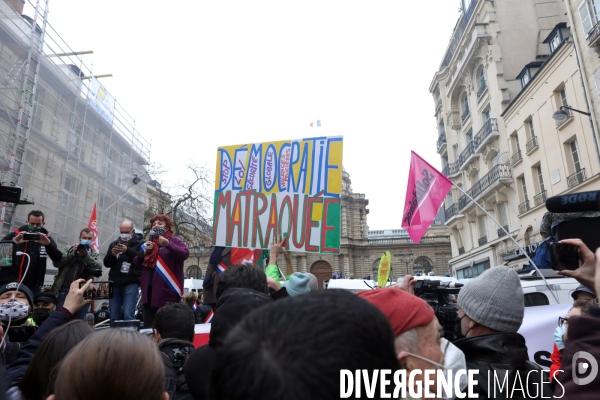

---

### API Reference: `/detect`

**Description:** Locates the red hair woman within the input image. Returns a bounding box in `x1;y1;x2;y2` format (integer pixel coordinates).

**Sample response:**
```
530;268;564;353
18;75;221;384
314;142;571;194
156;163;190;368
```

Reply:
133;214;189;328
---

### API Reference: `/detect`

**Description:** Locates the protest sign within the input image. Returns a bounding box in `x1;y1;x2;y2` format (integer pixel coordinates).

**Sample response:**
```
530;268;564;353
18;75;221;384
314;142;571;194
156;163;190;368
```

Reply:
213;136;343;254
518;303;570;368
377;251;391;287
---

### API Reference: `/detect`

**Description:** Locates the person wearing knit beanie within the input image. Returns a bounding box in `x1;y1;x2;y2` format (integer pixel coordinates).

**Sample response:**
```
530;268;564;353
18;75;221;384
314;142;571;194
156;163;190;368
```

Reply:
282;273;311;297
457;266;524;334
454;266;551;399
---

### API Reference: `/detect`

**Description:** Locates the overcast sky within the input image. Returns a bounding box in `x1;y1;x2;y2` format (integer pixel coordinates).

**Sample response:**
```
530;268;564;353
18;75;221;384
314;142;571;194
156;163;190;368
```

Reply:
41;0;461;230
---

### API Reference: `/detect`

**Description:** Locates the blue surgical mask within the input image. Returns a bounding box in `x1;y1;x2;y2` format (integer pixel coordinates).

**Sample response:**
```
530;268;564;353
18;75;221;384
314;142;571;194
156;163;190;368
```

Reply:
80;240;93;246
555;325;567;350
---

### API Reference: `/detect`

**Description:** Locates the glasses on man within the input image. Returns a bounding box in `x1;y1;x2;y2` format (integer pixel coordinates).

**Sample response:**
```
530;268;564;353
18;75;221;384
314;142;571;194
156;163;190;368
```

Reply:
558;317;569;327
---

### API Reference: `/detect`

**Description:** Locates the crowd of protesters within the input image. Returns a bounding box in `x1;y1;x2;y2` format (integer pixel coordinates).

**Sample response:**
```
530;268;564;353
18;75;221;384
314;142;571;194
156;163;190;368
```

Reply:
0;211;599;399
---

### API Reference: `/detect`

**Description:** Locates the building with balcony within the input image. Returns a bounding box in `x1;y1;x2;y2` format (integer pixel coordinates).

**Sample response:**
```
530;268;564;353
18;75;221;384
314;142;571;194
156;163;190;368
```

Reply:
429;0;565;276
502;26;600;268
564;0;600;152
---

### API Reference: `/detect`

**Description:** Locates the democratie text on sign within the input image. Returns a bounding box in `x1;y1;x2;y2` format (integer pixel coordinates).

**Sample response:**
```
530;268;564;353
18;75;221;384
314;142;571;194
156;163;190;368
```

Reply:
213;136;343;254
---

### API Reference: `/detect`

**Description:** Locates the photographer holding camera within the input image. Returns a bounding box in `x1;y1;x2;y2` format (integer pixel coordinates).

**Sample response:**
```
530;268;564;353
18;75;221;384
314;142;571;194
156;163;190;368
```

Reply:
51;228;102;319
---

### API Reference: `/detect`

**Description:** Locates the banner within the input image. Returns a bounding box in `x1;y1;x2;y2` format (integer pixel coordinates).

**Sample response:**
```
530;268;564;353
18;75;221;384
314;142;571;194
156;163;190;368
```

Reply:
402;151;452;243
213;136;343;254
88;77;115;125
377;251;392;287
518;303;570;368
87;203;99;252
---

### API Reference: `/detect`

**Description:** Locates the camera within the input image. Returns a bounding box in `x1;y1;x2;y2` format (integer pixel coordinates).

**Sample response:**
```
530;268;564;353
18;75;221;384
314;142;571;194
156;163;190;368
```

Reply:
87;267;102;278
76;243;90;252
413;279;463;341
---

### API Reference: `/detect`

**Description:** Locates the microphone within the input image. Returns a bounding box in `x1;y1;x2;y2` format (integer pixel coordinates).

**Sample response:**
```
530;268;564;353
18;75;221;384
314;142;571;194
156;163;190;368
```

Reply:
148;229;156;240
545;190;600;213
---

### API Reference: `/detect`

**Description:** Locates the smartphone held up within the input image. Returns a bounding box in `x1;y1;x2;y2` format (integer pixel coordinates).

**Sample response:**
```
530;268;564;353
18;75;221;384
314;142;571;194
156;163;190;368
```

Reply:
79;281;114;300
550;243;579;271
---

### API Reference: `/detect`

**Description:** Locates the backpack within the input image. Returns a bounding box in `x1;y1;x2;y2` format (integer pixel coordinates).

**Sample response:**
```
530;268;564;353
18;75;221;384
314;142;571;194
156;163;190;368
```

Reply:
158;339;195;400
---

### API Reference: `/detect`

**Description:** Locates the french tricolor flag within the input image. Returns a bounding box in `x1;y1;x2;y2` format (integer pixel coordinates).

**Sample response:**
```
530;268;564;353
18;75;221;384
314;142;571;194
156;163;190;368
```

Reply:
310;120;321;128
216;262;227;275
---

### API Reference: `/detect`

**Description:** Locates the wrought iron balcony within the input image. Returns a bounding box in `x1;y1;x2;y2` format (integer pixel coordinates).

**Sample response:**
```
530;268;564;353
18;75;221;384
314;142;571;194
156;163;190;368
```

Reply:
556;108;572;128
461;108;471;123
478;235;488;246
459;140;477;169
533;191;547;207
567;168;586;188
497;226;509;238
442;161;461;178
518;200;530;215
444;203;462;222
437;132;447;153
588;20;600;47
441;0;479;68
525;136;538;154
458;164;513;210
474;118;499;152
477;81;487;99
511;150;522;166
458;246;465;255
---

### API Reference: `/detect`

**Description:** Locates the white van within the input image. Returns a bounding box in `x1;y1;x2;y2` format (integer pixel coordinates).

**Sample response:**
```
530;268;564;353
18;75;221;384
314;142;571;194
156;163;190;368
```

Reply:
518;269;579;306
326;279;391;293
184;278;204;295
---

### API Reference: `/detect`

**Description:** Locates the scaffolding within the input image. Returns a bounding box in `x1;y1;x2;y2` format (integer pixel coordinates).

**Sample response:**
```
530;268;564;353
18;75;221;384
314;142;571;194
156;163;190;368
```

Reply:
0;0;151;265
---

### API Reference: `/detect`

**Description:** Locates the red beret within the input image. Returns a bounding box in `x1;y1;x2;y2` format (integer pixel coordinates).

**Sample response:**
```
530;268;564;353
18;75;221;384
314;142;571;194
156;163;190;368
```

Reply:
357;288;435;336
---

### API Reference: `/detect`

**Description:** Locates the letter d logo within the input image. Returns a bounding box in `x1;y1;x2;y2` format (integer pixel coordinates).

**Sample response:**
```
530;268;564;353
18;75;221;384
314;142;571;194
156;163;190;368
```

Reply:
572;351;598;385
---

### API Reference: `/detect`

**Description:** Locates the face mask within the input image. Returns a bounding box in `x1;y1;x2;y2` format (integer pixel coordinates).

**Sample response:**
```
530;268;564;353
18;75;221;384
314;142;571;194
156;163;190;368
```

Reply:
80;240;93;246
398;350;446;399
31;308;51;325
454;315;467;340
152;226;166;238
555;325;567;351
120;233;132;241
0;300;30;323
441;338;468;400
27;225;42;232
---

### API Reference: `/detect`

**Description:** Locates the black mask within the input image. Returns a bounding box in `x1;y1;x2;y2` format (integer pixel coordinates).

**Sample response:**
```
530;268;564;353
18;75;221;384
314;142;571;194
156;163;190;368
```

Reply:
32;308;52;325
453;315;466;341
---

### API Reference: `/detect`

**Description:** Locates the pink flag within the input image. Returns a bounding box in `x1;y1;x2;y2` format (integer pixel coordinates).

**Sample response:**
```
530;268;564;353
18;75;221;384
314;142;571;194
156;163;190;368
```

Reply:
401;151;452;243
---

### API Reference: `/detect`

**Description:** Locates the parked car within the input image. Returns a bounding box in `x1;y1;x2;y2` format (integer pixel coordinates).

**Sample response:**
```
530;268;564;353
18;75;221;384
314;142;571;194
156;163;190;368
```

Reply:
518;269;579;306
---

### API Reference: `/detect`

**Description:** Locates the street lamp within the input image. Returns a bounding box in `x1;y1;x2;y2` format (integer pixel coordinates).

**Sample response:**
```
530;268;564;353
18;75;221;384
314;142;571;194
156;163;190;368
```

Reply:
192;243;206;278
397;251;414;276
552;106;591;122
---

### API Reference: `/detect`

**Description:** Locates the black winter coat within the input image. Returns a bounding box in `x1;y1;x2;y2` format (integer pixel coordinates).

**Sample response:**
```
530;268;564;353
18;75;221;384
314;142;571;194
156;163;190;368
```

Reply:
454;332;552;399
0;226;62;289
104;233;144;287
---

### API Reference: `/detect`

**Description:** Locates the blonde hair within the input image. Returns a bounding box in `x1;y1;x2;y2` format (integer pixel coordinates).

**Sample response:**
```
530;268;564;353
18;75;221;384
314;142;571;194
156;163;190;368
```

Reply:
184;291;198;305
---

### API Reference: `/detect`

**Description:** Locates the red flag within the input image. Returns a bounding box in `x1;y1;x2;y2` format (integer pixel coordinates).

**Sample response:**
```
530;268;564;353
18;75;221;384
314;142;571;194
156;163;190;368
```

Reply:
401;151;452;243
230;248;262;265
88;203;99;252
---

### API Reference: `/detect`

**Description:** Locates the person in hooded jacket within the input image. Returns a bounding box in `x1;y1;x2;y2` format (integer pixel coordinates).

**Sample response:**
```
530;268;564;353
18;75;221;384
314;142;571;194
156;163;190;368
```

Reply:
103;220;144;326
0;210;62;295
183;287;273;399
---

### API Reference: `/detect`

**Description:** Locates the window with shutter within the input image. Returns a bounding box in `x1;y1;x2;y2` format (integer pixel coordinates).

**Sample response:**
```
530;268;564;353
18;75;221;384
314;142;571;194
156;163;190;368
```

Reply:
580;1;593;37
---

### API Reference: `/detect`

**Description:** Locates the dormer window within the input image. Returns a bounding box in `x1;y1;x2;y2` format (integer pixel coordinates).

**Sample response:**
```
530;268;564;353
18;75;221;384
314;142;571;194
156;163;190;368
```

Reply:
543;23;568;54
516;62;543;89
520;69;531;88
548;31;563;53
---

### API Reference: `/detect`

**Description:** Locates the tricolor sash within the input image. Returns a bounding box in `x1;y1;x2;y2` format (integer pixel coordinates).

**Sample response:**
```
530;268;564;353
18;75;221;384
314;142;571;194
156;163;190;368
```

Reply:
155;255;183;298
204;310;214;323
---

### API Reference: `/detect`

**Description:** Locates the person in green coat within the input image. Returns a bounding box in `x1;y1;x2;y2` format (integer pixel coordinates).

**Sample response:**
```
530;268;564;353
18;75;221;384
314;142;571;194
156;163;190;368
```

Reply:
51;228;102;319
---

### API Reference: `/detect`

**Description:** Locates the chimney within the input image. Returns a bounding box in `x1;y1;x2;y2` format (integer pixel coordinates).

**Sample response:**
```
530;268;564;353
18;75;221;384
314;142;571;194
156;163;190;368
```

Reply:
6;0;25;15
